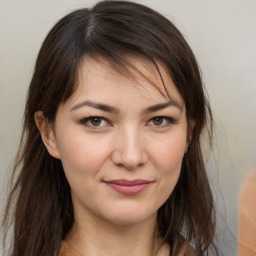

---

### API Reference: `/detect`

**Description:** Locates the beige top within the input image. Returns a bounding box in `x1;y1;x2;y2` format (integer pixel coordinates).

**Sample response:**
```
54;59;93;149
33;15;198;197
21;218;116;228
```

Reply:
59;241;195;256
238;174;256;256
60;241;83;256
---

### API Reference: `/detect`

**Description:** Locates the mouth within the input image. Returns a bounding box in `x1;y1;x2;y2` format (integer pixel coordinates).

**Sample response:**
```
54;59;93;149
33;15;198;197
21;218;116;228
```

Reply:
103;179;153;195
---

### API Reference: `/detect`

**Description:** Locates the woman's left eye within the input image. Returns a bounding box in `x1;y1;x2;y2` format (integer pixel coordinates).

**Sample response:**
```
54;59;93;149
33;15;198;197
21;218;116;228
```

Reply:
148;116;175;127
80;116;109;127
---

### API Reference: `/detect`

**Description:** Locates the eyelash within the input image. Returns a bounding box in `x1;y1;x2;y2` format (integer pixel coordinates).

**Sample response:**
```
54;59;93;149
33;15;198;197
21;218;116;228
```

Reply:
80;116;177;128
148;116;177;127
80;116;110;127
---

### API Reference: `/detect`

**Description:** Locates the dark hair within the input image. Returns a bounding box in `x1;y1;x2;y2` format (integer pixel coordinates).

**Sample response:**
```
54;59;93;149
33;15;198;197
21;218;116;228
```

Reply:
2;1;217;255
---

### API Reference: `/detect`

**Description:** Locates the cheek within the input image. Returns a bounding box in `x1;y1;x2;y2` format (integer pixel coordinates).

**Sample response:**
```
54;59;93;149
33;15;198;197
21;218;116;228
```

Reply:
56;136;112;203
149;133;186;200
56;133;111;177
151;134;186;174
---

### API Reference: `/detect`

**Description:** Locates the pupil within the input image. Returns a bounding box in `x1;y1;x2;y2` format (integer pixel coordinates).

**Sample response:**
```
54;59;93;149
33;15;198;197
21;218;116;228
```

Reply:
91;117;101;126
153;117;163;125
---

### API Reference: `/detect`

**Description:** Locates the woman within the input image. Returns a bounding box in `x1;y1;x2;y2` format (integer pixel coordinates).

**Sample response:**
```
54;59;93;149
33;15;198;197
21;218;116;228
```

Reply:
2;1;218;255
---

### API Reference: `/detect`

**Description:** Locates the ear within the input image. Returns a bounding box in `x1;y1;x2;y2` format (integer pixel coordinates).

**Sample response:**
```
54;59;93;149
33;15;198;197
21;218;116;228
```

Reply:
186;119;196;151
34;111;61;159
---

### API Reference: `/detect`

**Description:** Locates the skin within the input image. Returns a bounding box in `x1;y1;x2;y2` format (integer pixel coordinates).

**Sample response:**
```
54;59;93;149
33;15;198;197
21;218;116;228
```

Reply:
35;56;189;256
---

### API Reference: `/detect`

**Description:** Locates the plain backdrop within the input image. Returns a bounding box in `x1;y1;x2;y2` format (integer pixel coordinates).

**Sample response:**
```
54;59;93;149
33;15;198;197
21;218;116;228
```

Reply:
1;0;255;255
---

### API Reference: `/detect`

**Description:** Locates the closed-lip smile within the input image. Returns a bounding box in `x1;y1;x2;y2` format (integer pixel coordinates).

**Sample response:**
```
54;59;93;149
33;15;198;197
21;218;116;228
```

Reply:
104;179;153;195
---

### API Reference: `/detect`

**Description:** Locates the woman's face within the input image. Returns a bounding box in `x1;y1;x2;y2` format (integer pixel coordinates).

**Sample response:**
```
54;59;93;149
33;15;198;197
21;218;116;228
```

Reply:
45;57;188;226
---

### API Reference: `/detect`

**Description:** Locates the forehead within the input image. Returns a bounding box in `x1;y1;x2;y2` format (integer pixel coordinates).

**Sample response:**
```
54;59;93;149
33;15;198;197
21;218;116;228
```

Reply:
70;55;184;107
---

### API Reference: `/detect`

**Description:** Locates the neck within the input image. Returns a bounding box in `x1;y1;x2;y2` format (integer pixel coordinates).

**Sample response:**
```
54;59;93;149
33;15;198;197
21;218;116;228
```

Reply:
66;211;165;256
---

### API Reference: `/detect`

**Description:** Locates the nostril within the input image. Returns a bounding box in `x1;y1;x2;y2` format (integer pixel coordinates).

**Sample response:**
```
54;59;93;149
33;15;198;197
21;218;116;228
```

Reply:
111;150;147;170
117;163;123;168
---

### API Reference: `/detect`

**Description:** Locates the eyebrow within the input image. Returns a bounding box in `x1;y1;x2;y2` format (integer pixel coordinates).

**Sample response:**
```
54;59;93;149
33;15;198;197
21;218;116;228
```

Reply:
70;100;119;113
70;99;182;113
142;100;182;114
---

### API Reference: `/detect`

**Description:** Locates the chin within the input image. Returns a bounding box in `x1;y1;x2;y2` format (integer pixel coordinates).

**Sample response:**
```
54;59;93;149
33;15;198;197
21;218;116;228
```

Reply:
103;209;156;227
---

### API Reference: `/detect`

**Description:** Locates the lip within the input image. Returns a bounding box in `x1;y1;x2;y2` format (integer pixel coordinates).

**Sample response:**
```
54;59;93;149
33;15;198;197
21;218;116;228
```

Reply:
104;179;152;195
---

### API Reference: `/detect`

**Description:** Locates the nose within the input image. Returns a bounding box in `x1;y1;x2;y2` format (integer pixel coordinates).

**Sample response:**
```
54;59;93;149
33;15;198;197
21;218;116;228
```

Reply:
111;126;148;170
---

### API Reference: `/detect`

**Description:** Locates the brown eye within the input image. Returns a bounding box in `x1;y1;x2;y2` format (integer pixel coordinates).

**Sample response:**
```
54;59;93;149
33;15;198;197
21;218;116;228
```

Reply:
152;117;163;125
80;116;109;128
90;117;102;126
148;116;176;127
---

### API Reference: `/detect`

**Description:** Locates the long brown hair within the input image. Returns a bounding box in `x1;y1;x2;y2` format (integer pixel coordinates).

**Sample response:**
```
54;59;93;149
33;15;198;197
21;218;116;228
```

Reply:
2;1;218;255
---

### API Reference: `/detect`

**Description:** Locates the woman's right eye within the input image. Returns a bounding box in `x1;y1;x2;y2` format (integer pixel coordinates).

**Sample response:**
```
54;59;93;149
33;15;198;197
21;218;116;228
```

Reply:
80;116;109;127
